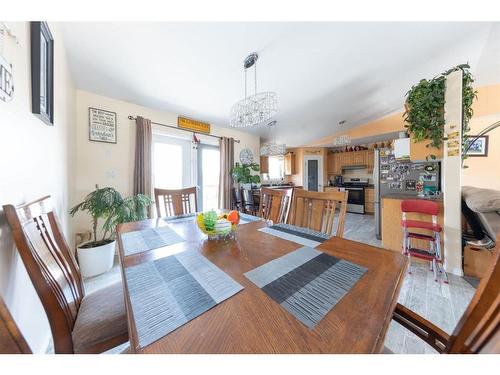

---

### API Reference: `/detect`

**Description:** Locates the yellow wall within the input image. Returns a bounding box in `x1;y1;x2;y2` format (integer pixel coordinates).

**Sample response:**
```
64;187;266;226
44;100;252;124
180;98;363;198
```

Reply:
462;114;500;190
0;22;76;353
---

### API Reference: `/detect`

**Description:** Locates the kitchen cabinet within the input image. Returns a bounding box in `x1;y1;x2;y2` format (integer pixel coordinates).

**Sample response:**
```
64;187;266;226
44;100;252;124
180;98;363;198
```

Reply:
352;151;367;165
364;188;374;214
260;156;269;174
341;152;354;166
284;152;296;175
327;152;341;175
366;150;374;172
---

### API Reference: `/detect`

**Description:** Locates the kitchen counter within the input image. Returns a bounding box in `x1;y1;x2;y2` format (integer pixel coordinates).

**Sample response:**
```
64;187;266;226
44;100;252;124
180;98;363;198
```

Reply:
381;196;444;256
381;194;443;202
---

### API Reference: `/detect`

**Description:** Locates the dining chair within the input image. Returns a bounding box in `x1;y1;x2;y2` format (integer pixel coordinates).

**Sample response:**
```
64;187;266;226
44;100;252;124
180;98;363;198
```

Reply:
389;232;500;354
241;188;258;215
289;189;348;237
154;187;198;218
258;187;293;224
232;187;243;211
0;296;31;354
3;196;128;354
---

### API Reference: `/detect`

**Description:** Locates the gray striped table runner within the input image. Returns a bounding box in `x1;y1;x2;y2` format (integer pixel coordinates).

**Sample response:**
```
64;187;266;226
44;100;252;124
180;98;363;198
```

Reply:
239;212;262;224
258;223;330;247
244;246;367;328
121;226;185;256
125;250;243;348
162;213;197;223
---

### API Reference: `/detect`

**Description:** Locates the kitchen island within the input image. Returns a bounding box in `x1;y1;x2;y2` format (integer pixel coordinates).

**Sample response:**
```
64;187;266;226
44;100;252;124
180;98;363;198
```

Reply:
381;195;444;256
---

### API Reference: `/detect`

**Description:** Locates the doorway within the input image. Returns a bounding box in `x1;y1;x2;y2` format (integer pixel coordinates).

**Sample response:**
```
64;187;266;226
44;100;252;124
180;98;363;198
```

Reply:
303;155;324;192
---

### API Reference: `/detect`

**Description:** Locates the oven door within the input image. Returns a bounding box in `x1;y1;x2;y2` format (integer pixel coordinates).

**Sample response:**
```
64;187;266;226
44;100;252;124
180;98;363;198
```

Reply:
345;187;365;214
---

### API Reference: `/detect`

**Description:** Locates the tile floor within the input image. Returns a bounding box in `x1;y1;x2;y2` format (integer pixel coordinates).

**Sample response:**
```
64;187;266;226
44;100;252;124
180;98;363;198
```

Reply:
77;213;476;354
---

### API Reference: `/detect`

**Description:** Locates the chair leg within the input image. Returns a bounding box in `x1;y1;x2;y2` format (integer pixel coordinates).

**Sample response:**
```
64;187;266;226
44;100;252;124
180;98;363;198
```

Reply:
408;253;412;275
433;258;438;282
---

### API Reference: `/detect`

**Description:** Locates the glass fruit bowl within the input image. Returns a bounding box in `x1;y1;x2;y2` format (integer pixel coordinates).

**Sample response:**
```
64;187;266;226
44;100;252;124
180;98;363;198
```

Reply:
196;210;240;240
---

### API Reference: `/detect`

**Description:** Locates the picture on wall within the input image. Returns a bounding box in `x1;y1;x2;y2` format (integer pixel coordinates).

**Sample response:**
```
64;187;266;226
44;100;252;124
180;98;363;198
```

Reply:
466;135;489;157
89;107;117;143
30;21;54;125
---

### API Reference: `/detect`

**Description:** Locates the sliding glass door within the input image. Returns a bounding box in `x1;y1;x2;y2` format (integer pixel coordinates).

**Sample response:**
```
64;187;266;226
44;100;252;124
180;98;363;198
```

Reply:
153;133;220;213
153;135;193;190
198;144;220;211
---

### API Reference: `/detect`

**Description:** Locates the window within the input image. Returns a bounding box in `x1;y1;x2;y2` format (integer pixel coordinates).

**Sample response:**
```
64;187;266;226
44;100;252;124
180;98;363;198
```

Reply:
268;155;284;180
153;135;192;190
198;145;220;211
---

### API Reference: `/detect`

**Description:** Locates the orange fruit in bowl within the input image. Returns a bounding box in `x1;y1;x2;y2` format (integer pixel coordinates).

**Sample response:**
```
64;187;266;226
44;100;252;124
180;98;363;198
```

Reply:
227;210;240;225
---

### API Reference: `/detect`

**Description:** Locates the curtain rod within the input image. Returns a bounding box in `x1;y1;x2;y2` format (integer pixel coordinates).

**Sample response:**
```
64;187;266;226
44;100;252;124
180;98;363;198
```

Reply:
128;116;240;143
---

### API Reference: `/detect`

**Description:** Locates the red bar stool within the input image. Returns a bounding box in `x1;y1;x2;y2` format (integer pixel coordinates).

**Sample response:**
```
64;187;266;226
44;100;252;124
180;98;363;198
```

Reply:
401;199;448;283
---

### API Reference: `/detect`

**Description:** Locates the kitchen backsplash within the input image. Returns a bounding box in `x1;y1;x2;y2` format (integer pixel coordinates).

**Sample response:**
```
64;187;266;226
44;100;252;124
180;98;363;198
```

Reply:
330;168;373;184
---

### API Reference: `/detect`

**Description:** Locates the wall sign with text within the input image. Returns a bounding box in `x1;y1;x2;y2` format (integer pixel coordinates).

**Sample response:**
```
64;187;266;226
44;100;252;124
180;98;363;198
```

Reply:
89;107;117;143
178;116;210;134
0;54;14;102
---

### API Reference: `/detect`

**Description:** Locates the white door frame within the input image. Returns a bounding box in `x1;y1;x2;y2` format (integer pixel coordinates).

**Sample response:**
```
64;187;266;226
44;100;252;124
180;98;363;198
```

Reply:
303;155;324;192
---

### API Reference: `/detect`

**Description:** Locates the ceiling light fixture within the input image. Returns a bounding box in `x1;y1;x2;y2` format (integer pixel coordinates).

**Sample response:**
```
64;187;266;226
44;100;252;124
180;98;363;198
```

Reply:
230;53;277;128
260;120;286;157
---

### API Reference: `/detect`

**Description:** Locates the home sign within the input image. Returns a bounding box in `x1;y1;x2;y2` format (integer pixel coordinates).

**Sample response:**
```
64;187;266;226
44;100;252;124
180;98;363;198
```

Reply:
0;54;14;102
89;107;117;143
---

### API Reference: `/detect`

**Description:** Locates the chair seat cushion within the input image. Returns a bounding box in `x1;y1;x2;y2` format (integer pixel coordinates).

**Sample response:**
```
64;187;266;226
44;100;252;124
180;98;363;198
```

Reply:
72;281;128;354
402;219;442;232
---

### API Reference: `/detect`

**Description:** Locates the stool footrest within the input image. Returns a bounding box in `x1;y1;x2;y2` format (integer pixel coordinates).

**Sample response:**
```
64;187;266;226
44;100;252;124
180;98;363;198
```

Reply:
409;248;436;261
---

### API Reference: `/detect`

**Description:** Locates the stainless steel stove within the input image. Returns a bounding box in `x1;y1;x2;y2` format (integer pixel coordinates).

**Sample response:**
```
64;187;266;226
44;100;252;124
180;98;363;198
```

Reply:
336;178;369;214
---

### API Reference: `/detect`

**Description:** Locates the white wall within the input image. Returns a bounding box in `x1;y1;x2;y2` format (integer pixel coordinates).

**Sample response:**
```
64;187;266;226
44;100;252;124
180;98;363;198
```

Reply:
0;22;76;353
73;90;260;235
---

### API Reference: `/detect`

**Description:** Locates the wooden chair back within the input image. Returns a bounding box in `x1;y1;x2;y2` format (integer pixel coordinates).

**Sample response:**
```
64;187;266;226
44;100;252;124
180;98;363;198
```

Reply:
446;240;499;353
258;187;293;224
154;187;198;217
0;296;31;354
3;196;84;353
392;229;500;353
289;189;348;237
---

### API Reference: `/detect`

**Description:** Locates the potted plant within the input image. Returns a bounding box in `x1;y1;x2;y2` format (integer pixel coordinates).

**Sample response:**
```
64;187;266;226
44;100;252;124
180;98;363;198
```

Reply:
232;162;260;190
70;185;152;277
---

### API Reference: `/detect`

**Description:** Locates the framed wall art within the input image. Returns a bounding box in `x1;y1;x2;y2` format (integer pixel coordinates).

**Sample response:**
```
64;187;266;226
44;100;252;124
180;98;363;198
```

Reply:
466;135;489;157
31;21;54;125
89;107;117;143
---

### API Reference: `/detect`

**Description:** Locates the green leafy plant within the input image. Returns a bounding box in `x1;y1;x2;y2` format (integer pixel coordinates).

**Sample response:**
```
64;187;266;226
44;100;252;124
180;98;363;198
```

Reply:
403;64;477;159
231;162;261;184
70;185;152;248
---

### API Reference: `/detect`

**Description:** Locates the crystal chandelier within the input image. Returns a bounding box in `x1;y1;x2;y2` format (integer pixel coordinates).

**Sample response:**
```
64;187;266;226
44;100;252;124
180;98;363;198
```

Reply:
230;53;277;128
260;121;286;156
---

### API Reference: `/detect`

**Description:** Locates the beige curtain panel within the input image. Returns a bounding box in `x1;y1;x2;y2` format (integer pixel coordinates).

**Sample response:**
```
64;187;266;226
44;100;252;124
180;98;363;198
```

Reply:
133;116;153;217
218;137;235;210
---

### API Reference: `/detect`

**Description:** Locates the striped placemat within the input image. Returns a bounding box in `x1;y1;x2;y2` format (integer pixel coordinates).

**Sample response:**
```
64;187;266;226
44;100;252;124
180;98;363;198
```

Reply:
162;213;197;223
239;213;262;224
244;246;367;328
258;223;330;247
125;250;243;348
121;226;185;256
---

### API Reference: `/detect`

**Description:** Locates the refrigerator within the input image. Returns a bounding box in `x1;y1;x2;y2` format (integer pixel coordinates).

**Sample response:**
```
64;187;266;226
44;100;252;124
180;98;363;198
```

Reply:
373;149;441;239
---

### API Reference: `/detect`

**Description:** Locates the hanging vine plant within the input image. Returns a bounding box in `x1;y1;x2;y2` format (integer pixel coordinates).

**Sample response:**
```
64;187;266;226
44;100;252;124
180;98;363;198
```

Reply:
403;64;477;160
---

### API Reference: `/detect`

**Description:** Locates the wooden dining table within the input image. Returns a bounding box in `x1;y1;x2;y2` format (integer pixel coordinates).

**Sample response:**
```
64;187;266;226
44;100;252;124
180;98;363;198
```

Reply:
116;216;408;354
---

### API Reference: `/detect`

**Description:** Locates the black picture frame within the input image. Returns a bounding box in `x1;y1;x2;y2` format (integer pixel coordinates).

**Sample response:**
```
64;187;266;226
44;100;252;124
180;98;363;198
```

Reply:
31;21;54;126
466;135;489;157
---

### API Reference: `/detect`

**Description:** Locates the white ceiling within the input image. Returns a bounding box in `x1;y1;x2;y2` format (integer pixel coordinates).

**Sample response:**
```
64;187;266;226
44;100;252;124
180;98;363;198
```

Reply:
60;22;500;146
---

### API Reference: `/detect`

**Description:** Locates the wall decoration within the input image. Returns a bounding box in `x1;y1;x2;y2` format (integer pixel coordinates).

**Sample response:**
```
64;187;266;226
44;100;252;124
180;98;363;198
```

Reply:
239;148;254;165
178;116;210;134
465;135;488;157
89;107;117;143
0;54;13;102
30;21;54;125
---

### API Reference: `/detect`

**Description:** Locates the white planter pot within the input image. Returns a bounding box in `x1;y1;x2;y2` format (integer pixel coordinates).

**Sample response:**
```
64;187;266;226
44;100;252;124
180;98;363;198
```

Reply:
77;240;116;278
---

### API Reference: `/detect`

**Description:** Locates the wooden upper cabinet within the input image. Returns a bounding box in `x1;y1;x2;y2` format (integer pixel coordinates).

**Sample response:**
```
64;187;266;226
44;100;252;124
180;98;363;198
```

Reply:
260;156;269;174
352;151;367;165
366;150;374;171
284;152;296;175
